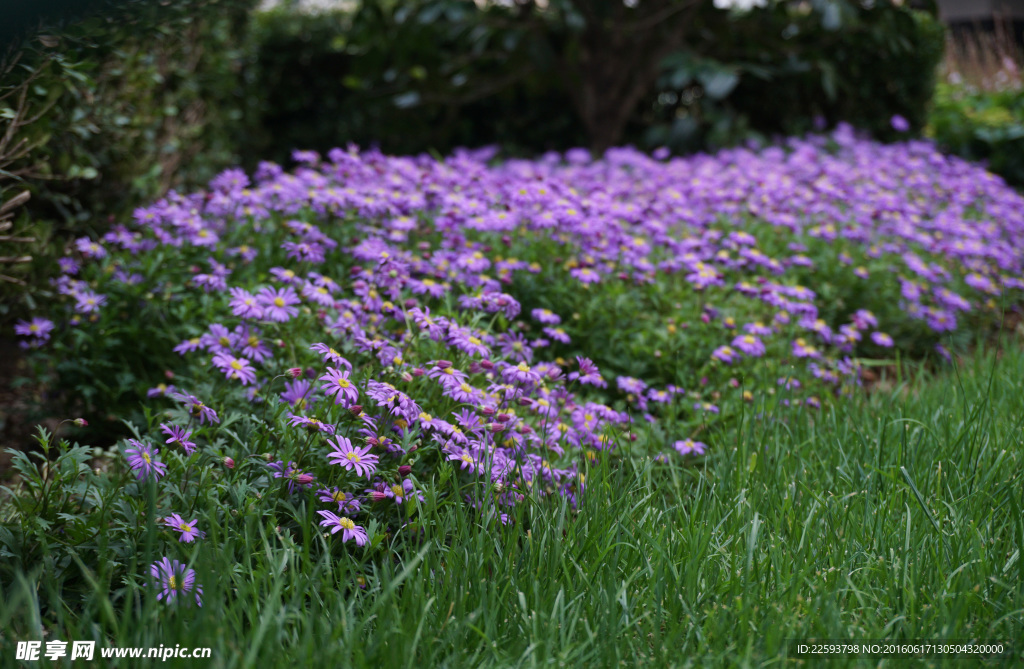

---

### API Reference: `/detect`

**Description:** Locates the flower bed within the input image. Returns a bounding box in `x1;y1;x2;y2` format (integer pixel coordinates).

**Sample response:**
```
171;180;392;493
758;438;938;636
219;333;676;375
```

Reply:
9;125;1024;604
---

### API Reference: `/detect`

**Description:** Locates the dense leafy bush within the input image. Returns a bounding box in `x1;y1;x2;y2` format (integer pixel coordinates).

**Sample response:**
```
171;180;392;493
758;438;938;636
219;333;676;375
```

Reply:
646;2;946;151
245;0;944;161
927;81;1024;186
0;0;256;318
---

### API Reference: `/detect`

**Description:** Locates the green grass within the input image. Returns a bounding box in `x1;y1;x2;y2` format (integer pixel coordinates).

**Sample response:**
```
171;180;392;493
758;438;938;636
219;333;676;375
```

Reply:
2;345;1023;668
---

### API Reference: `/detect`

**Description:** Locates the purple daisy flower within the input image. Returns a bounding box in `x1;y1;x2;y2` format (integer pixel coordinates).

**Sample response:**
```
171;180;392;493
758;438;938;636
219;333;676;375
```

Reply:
671;438;704;454
316;510;368;546
171;393;220;425
327;436;378;478
286;413;335;434
228;287;265;320
871;331;894;347
310;343;353;370
149;557;203;606
160;423;196;455
257;286;300;322
162;513;204;543
124;440;167;482
319;367;359;406
318;487;362;515
14;317;55;342
212;353;258;385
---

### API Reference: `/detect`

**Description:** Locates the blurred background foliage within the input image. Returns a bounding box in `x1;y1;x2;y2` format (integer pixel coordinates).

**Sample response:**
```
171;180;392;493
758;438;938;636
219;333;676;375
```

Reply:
4;0;1024;325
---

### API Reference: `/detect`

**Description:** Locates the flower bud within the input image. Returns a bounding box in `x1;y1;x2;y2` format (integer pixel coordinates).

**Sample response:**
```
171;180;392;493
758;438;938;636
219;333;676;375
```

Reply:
288;367;302;379
349;405;363;416
479;360;494;370
436;359;452;369
296;473;314;486
164;370;175;379
73;418;88;427
480;405;496;416
401;371;414;383
398;465;412;476
412;367;425;377
370;491;388;502
223;457;235;469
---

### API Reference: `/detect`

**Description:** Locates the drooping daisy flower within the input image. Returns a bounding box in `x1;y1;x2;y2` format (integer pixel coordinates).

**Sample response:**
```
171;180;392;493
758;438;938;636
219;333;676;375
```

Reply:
160;423;196;455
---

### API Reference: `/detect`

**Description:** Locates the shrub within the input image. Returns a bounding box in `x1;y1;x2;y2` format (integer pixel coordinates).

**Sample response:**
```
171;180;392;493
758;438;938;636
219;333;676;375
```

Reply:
644;2;946;152
927;81;1024;186
0;0;257;320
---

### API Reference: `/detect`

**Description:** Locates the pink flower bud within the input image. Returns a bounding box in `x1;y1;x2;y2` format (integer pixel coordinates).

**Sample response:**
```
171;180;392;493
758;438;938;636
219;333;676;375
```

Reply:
495;413;513;423
480;405;496;416
412;367;425;377
296;473;314;486
436;359;452;369
479;360;494;370
164;370;175;379
401;372;414;383
517;397;533;406
398;465;412;476
489;423;506;433
73;418;88;427
349;405;363;416
371;491;388;502
223;457;235;469
288;367;302;379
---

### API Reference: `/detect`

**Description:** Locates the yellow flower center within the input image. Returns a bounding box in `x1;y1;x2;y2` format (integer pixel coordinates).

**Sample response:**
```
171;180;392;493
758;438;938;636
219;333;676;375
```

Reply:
339;517;355;530
346;452;361;463
391;485;404;497
274;297;285;307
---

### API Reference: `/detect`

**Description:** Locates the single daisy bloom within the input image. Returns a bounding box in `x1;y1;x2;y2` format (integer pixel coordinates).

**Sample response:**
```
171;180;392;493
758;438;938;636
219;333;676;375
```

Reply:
871;331;894;347
212;353;257;385
317;510;368;546
14;317;55;341
673;439;707;456
327;436;378;478
149;557;203;606
125;439;167;482
320;367;359;406
162;513;204;543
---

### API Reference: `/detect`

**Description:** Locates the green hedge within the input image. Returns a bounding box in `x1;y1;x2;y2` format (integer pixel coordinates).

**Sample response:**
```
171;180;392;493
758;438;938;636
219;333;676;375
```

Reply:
0;0;256;318
245;1;945;161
